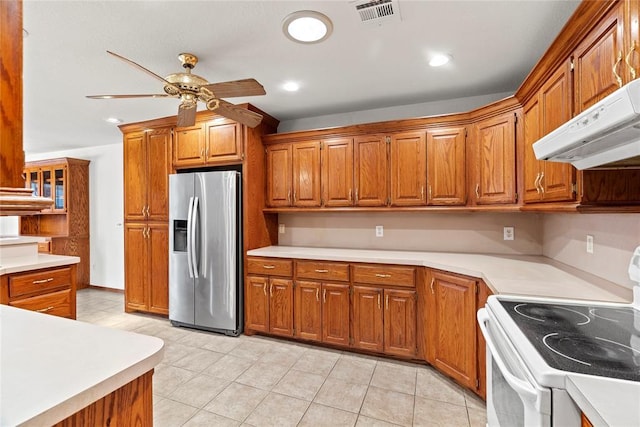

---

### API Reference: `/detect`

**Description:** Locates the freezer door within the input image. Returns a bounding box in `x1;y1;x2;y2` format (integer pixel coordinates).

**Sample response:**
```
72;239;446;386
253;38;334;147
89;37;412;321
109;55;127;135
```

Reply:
194;171;241;332
169;173;196;324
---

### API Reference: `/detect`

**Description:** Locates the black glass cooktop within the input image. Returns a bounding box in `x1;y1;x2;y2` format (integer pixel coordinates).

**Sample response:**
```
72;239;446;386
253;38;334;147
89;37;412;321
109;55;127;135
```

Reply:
501;301;640;382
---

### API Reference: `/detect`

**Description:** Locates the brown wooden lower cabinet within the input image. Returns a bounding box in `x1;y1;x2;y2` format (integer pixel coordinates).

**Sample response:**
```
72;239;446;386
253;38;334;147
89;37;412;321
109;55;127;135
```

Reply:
352;285;384;352
245;275;294;337
383;288;417;357
294;280;350;346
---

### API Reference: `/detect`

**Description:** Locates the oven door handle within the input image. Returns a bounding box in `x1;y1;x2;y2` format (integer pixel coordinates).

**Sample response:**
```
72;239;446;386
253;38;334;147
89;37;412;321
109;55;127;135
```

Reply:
477;309;541;402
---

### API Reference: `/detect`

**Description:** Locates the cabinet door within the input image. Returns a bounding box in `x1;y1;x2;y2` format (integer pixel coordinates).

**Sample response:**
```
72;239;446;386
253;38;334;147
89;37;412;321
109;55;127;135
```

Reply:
246;275;269;332
52;166;66;211
540;61;576;202
266;143;292;207
292;141;321;207
40;167;54;212
148;223;169;315
205;121;242;164
26;168;41;197
523;97;543;203
124;132;147;221
390;131;427;206
354;135;388;206
147;129;171;221
426;127;466;205
322;283;350;347
383;289;416;357
573;3;625;114
295;280;322;341
124;223;148;311
472;113;516;204
173;124;205;167
426;270;477;389
352;285;384;352
322;138;354;207
269;278;294;336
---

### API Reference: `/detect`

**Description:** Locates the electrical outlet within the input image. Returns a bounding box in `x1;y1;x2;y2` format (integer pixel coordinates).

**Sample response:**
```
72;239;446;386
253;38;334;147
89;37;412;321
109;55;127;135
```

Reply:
503;226;514;241
278;224;285;234
375;225;384;237
587;235;594;254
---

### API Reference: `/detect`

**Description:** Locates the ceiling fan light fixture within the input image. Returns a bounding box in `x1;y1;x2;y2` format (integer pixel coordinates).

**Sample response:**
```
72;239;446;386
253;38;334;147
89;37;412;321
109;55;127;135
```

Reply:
283;11;333;44
429;53;451;67
283;81;300;92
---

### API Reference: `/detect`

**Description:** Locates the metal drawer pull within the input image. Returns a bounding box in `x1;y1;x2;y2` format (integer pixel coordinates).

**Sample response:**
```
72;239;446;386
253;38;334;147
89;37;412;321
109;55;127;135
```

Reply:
262;265;276;269
33;278;54;284
263;282;267;296
37;306;54;313
270;283;273;296
375;273;391;278
315;269;329;273
386;294;389;310
316;288;319;302
430;278;435;294
377;293;381;309
475;183;480;199
323;289;327;303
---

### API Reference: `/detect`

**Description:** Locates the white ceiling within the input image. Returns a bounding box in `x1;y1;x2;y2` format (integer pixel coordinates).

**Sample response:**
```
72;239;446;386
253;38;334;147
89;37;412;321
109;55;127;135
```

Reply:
23;0;580;154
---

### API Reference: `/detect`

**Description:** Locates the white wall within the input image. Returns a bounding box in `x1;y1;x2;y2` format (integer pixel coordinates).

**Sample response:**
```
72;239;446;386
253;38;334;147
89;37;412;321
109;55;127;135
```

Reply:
0;217;19;236
26;144;124;289
278;91;513;133
542;214;640;289
278;212;543;255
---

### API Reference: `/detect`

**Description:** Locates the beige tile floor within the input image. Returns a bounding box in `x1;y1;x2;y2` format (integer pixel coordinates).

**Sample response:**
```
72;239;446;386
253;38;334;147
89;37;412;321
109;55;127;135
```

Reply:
77;288;487;427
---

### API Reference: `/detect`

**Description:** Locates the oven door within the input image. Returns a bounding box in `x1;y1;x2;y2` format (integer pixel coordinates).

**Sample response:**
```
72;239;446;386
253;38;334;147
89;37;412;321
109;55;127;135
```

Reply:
478;308;552;427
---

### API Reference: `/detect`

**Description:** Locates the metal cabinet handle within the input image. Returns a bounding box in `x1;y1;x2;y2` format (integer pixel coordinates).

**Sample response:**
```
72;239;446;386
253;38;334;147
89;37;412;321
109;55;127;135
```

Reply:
141;206;146;216
377;293;381;309
33;278;54;284
533;173;541;194
146;205;150;217
539;172;545;194
269;283;273;296
323;289;327;303
430;278;435;294
36;306;54;313
626;42;637;80
475;183;480;199
355;188;359;203
263;265;276;269
385;294;389;310
293;191;297;203
315;269;329;273
614;50;624;88
263;282;267;296
375;273;391;278
428;185;432;200
421;186;425;200
316;288;319;302
348;189;352;202
287;190;291;204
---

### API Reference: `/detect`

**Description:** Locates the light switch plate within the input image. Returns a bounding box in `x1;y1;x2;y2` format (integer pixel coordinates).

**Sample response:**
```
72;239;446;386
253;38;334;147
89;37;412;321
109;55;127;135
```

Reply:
278;224;285;234
503;226;514;241
375;225;384;237
587;235;594;253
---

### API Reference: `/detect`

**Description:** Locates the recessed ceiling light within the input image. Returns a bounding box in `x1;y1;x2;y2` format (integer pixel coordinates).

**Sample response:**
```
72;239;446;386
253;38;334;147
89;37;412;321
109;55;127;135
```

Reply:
283;82;300;92
429;54;451;67
283;11;333;44
105;117;123;124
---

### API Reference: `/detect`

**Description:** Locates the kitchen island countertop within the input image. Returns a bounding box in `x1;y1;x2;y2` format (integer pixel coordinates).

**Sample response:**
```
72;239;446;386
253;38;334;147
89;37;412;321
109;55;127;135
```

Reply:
0;305;164;426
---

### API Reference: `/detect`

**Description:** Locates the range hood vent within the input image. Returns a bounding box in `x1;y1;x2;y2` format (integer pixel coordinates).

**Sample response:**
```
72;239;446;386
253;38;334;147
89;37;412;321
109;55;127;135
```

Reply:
533;79;640;170
354;0;401;25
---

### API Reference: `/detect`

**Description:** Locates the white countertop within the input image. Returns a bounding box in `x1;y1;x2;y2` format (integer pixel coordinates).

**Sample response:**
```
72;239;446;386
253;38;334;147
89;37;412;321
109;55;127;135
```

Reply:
566;375;640;427
0;253;80;275
247;246;632;303
0;305;164;426
0;236;44;246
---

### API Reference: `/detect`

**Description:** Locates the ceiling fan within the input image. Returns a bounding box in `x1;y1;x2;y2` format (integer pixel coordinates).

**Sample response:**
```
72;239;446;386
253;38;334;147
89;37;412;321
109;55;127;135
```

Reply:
87;51;266;128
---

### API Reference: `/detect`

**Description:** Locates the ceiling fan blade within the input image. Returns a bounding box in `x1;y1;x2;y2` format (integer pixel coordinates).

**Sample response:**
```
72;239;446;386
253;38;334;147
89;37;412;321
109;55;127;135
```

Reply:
213;99;263;128
86;94;172;99
201;78;266;98
176;103;197;128
106;50;180;92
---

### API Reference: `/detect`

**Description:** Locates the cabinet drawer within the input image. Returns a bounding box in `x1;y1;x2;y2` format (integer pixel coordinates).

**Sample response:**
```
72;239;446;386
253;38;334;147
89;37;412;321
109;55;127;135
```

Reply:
296;260;349;282
9;267;71;298
9;289;73;318
247;257;293;277
37;241;51;253
352;264;415;287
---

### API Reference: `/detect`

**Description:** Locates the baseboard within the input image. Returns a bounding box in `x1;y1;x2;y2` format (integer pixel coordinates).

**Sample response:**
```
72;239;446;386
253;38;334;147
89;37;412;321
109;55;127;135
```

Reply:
87;284;124;294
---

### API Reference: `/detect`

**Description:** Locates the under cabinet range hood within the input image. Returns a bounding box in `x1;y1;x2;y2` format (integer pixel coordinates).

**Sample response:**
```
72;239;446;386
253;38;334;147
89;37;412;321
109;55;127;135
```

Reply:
533;78;640;169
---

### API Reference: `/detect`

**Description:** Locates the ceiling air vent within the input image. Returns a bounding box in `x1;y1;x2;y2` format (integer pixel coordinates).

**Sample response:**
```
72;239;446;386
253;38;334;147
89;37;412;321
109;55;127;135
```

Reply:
354;0;401;25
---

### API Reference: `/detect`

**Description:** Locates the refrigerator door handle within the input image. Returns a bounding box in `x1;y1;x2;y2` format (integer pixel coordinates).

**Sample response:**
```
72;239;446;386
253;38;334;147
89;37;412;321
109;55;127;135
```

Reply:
186;196;195;279
191;196;200;278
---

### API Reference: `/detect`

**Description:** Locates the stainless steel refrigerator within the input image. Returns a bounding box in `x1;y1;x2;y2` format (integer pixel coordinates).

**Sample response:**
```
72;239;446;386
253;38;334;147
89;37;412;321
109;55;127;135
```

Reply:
168;170;242;336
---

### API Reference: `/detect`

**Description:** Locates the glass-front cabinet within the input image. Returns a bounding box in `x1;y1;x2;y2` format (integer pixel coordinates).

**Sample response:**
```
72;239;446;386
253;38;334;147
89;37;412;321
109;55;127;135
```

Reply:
24;164;67;212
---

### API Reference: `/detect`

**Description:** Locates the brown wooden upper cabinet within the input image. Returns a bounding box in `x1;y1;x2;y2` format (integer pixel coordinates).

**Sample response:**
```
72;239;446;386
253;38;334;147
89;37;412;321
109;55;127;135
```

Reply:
322;138;354;207
173;118;242;168
354;134;389;207
266;143;293;207
523;61;576;203
24;163;67;213
469;112;517;205
426;127;467;205
390;131;427;206
124;128;171;222
292;141;322;207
